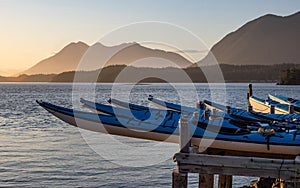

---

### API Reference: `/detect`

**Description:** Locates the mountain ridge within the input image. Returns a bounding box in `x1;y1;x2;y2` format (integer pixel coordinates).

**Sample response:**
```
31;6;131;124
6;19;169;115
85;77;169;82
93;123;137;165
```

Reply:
198;11;300;65
20;41;193;75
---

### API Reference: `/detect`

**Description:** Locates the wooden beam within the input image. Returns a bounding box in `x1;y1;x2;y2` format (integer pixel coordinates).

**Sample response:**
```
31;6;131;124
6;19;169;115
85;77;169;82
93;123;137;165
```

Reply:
175;153;300;180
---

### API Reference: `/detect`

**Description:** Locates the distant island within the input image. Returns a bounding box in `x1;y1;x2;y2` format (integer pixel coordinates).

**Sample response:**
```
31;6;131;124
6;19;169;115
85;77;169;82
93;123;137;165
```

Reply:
1;64;300;83
1;11;299;84
278;68;300;85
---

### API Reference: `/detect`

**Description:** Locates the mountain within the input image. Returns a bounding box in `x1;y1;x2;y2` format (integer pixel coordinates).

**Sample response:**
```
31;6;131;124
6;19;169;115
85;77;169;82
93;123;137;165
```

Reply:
79;42;192;70
20;42;89;75
20;41;193;75
198;11;300;65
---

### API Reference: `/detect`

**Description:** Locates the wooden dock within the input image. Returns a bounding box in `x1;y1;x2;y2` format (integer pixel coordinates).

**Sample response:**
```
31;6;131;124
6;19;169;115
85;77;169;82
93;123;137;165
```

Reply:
173;153;300;188
172;112;300;188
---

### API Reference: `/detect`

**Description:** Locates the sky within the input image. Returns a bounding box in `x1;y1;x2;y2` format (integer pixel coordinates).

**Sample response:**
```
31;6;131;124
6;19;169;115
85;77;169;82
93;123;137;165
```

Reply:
0;0;299;75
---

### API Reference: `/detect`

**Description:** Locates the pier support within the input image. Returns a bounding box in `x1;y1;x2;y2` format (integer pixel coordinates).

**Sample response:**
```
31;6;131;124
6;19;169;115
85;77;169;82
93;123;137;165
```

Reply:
172;115;300;188
173;152;300;188
218;175;232;188
199;174;214;188
172;169;188;188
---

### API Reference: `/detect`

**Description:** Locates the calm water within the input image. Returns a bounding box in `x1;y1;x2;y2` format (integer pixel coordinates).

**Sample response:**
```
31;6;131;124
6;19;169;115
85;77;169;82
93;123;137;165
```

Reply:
0;83;299;187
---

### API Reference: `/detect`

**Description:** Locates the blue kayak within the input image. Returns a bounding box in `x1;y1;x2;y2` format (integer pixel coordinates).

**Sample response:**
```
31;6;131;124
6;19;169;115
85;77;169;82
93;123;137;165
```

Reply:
148;96;262;122
81;98;183;128
108;98;150;111
269;94;300;113
82;98;300;132
108;97;234;121
37;100;300;157
80;98;247;131
148;95;199;113
203;100;264;122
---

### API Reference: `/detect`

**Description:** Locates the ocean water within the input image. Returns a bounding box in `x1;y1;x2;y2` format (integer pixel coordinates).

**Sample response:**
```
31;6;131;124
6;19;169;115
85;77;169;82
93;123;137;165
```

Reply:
0;83;299;187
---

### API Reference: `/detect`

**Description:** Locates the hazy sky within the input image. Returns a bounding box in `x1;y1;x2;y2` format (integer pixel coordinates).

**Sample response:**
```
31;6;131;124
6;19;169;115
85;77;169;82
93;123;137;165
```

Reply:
0;0;299;75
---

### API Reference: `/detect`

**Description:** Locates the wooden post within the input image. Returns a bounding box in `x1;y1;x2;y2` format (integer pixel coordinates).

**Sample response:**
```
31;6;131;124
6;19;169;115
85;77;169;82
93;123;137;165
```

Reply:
218;175;232;188
179;115;190;153
197;101;205;110
172;169;188;188
225;106;231;114
204;110;209;120
199;174;214;188
212;109;216;116
247;84;252;106
289;105;295;114
270;105;275;114
247;105;253;112
248;84;252;97
193;111;199;125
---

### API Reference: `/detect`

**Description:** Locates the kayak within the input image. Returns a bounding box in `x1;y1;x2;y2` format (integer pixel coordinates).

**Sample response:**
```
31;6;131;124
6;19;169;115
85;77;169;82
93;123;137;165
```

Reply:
108;98;149;111
80;98;248;130
249;95;299;115
203;99;300;125
269;94;300;113
148;95;198;113
147;96;300;129
203;100;264;122
148;96;262;122
37;100;300;157
91;98;274;130
81;98;184;127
